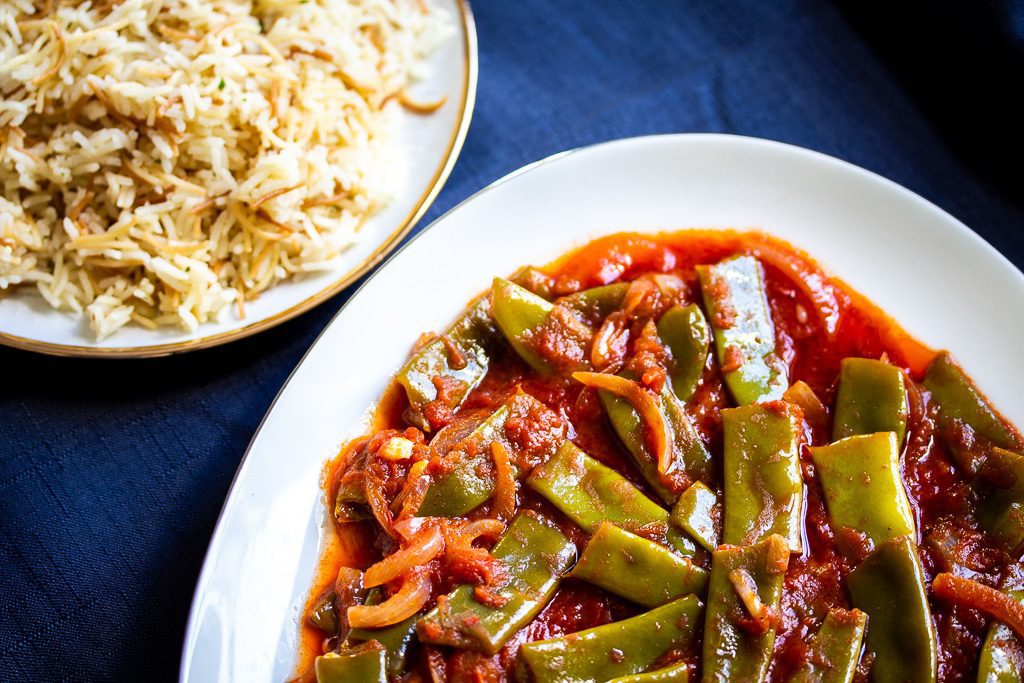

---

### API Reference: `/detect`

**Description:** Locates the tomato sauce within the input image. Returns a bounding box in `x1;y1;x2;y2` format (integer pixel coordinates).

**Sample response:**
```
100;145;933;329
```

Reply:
298;231;1021;682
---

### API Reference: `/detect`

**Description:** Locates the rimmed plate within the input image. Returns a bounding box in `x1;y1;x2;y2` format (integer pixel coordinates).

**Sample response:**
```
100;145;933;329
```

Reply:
179;134;1024;682
0;0;477;358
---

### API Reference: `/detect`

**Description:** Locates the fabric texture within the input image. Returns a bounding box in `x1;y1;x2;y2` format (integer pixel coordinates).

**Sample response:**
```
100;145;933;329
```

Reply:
1;1;1022;680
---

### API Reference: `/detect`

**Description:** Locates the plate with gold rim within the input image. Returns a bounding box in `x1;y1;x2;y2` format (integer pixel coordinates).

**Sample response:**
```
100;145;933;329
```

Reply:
0;0;477;358
179;133;1024;682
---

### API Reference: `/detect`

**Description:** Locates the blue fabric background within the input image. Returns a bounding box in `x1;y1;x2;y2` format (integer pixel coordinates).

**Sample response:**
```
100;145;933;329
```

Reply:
2;1;1022;680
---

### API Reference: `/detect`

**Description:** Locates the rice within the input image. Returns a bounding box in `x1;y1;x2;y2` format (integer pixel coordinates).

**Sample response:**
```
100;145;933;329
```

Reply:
0;0;447;339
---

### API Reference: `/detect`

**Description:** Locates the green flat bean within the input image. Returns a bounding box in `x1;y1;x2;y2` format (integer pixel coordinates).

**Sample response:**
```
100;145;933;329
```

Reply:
671;481;721;552
697;255;788;406
570;521;708;605
977;447;1024;556
810;432;915;554
788;609;867;683
832;357;908;446
308;590;338;635
558;282;630;322
492;276;556;372
527;441;695;556
518;595;703;683
417;513;575;654
609;662;690;683
925;351;1019;452
417;404;510;517
600;379;712;504
657;303;710;402
701;535;790;683
334;477;371;523
346;589;419;677
978;590;1024;683
314;642;386;683
396;294;495;431
417;391;559;517
722;404;803;551
492;276;593;374
846;536;937;683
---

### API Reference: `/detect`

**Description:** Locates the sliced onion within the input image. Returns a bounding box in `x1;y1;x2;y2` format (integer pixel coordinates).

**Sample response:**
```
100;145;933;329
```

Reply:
392;459;429;519
347;568;432;629
364;525;444;587
590;313;629;371
363;469;396;539
573;371;671;474
490;442;516;522
728;567;774;634
393;516;434;541
456;519;505;548
932;573;1024;641
622;278;657;316
751;241;840;338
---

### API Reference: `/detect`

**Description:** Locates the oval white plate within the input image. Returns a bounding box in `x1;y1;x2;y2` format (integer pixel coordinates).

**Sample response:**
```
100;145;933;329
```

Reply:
0;0;477;358
179;133;1024;682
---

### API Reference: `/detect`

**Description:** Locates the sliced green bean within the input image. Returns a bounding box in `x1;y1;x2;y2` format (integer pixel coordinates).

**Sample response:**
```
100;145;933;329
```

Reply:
657;303;710;402
975;447;1024;555
697;255;787;406
671;481;721;552
609;662;690;683
558;282;630;322
417;404;510;517
519;595;703;683
308;590;339;634
314;642;386;683
810;432;915;554
789;608;867;683
492;276;593;374
396;294;495;431
722;404;803;551
334;477;371;523
570;522;708;605
600;379;712;503
978;590;1024;683
417;391;558;517
491;276;557;372
925;351;1019;452
832;357;908;446
345;589;419;677
527;441;695;556
846;536;937;683
701;535;790;683
417;513;575;654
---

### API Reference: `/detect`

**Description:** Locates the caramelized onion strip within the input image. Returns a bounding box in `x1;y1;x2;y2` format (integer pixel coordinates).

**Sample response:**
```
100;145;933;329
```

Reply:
751;240;841;338
347;569;431;629
456;518;506;548
573;371;671;474
363;525;444;588
490;442;516;522
932;573;1024;642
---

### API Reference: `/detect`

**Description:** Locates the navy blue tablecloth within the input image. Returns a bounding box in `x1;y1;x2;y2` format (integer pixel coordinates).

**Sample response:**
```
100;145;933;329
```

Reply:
2;1;1023;680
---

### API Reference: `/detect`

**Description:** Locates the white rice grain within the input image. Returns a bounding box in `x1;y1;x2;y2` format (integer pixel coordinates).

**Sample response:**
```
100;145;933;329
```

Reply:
0;0;448;339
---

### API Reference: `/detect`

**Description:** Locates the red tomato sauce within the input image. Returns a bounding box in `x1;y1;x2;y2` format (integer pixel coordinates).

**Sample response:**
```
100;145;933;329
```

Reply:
298;231;1020;682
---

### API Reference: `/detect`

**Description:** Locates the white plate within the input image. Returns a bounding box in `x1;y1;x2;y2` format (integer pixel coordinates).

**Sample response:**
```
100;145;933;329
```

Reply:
179;133;1024;682
0;0;477;358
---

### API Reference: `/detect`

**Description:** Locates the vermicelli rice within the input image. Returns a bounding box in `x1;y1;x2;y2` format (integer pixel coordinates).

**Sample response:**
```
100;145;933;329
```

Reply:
0;0;446;338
